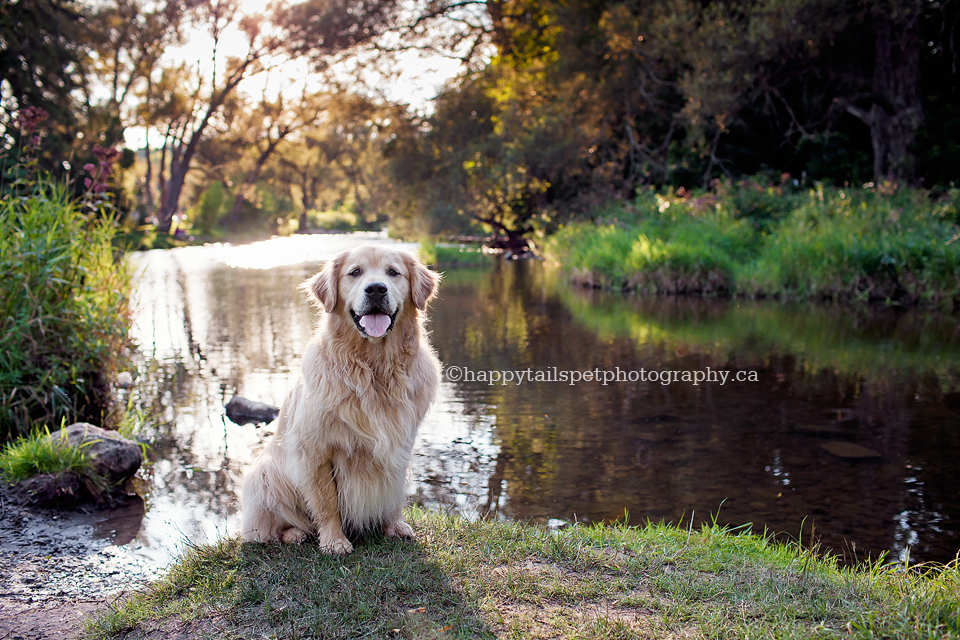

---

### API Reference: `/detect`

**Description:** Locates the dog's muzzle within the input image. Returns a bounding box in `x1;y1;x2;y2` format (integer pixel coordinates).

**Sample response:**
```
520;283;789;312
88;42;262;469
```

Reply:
351;282;398;338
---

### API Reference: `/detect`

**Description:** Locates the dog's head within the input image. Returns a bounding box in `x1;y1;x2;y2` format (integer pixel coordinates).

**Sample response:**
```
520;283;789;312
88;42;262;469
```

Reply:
304;245;440;339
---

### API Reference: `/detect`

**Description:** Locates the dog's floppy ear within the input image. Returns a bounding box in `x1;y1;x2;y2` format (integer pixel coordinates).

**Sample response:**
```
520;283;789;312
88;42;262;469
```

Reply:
302;254;344;313
405;253;441;311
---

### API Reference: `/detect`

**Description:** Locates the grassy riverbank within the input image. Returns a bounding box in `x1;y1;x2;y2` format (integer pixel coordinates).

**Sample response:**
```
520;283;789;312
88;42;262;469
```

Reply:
88;508;959;639
545;181;960;307
419;240;492;267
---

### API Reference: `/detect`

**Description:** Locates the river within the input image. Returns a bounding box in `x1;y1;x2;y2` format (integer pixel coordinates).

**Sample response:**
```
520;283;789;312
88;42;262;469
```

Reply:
113;232;960;570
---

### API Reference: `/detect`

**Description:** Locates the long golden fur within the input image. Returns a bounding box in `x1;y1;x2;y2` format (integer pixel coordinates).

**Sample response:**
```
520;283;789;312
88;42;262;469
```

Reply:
240;245;441;553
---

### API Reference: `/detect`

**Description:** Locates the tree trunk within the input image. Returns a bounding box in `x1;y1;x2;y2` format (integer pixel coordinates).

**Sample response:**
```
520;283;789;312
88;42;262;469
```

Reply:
846;9;923;182
142;137;153;225
155;53;258;233
224;136;285;229
157;161;189;234
156;104;223;233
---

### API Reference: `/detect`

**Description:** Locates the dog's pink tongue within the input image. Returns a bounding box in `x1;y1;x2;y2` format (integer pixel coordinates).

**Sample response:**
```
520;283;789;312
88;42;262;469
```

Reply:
360;313;391;337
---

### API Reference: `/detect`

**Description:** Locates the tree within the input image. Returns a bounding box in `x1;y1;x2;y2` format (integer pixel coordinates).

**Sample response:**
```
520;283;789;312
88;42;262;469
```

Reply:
222;91;325;228
151;0;410;233
386;0;959;246
82;0;192;146
0;0;85;175
154;0;281;233
265;93;404;230
672;0;941;183
839;1;925;182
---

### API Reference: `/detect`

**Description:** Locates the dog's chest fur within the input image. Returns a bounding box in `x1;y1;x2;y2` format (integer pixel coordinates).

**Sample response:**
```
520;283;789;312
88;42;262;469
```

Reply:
295;336;432;529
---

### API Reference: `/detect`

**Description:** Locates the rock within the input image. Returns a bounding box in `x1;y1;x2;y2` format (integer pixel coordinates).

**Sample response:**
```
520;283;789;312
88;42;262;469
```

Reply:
820;441;882;460
547;518;570;530
47;423;143;486
17;473;86;507
225;396;280;425
115;371;135;388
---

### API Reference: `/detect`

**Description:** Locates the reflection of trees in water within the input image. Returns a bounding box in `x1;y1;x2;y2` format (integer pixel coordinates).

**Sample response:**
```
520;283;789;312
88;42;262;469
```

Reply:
201;263;319;397
432;262;960;563
132;358;243;521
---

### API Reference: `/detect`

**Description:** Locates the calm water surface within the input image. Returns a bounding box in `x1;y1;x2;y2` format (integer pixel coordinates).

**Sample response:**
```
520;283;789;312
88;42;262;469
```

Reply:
120;233;960;567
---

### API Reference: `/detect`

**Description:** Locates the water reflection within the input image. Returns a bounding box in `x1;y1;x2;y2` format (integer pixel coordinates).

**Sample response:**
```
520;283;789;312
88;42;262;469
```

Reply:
431;261;960;563
123;235;960;568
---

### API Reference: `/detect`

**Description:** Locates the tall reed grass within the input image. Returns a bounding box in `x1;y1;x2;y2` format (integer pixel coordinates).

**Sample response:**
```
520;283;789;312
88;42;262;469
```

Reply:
0;180;131;440
545;182;960;306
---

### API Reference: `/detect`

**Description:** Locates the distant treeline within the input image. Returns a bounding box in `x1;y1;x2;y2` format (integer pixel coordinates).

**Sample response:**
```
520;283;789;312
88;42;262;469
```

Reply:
3;0;958;243
387;0;960;242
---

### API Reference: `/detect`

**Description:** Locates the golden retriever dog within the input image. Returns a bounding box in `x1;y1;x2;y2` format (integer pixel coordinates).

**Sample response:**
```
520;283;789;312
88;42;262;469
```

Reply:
240;245;441;553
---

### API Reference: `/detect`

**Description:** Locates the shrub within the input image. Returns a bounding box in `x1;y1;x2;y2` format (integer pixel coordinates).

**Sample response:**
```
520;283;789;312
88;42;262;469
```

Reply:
191;182;227;235
0;180;131;440
547;199;755;294
739;187;960;304
548;181;960;306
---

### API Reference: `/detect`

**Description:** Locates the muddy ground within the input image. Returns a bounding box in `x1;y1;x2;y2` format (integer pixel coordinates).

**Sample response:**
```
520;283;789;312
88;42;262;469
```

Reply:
0;485;162;640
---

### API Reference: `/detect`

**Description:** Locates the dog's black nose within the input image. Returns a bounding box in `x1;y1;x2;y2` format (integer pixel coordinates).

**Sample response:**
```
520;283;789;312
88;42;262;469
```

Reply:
365;282;388;296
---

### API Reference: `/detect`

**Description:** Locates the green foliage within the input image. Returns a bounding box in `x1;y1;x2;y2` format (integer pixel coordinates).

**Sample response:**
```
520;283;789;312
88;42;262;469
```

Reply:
308;209;360;231
0;180;131;440
418;241;492;267
548;188;759;294
739;186;960;305
190;182;227;235
0;425;94;483
546;182;960;305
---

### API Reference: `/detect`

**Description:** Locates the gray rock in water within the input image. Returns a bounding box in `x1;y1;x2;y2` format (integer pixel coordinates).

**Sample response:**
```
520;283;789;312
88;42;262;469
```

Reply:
225;396;280;425
47;423;143;486
821;441;882;459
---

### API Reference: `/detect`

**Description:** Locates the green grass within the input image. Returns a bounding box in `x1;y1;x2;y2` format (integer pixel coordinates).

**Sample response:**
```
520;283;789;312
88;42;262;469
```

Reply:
420;240;493;267
86;508;960;639
0;424;96;482
0;179;132;440
308;209;361;231
545;181;960;306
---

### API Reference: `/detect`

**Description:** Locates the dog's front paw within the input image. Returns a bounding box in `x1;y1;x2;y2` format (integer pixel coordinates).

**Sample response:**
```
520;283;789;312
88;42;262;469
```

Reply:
384;519;414;539
317;532;354;555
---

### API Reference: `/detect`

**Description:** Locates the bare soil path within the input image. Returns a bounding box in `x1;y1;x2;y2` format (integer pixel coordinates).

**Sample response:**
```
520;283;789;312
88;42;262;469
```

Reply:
0;486;161;639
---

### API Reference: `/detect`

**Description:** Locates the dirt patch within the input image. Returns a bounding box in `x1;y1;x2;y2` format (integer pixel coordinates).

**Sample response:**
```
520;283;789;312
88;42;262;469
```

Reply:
0;599;104;640
0;483;162;639
488;599;681;639
84;614;234;640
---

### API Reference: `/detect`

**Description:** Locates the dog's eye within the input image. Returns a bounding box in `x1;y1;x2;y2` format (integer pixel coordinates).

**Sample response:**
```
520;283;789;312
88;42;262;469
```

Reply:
386;267;400;277
348;267;362;277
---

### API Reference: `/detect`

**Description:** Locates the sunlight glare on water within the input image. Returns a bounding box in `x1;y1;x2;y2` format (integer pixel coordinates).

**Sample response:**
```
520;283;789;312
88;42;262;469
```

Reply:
201;231;418;270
